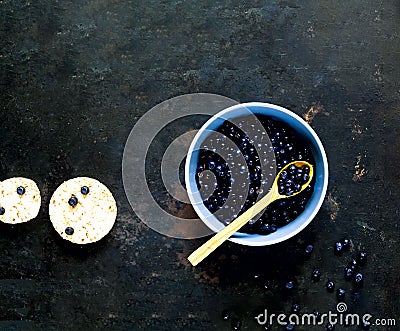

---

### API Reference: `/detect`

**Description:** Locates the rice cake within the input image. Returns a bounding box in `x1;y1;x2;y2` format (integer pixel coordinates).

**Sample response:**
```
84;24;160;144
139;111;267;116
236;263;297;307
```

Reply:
0;177;41;224
49;177;117;244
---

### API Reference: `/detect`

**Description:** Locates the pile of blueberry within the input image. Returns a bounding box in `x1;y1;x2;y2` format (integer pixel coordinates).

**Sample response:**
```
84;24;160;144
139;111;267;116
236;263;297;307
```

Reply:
277;164;311;196
195;114;315;235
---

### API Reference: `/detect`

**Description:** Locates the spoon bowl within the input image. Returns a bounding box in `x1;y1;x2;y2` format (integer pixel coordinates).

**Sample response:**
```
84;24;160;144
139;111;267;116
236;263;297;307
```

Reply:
188;161;314;266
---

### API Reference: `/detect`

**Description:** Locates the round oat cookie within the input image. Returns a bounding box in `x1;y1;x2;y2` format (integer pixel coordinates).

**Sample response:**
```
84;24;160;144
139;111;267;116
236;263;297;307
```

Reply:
49;177;117;244
0;177;41;224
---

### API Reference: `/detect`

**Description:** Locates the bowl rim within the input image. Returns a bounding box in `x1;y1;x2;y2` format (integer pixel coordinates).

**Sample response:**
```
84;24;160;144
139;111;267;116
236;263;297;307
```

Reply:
185;102;329;246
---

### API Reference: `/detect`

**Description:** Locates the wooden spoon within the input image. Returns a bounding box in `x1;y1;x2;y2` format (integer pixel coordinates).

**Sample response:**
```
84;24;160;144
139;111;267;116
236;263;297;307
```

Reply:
188;160;314;266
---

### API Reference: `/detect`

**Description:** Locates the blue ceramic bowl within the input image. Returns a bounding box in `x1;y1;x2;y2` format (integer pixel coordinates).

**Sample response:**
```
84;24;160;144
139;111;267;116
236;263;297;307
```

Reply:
185;102;328;246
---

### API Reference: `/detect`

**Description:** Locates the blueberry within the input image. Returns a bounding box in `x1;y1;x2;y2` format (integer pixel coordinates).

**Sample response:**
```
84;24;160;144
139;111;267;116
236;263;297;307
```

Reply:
68;196;78;207
285;280;294;290
285;188;294;196
334;241;343;255
288;164;296;174
65;227;74;235
302;173;310;183
231;318;242;330
208;160;216;170
250;172;259;181
264;280;271;290
336;288;346;300
222;310;230;321
260;223;272;234
305;244;314;256
280;170;288;180
342;238;350;249
0;207;5;215
326;322;335;330
81;186;90;195
357;251;367;266
326;280;335;292
303;166;310;174
285;323;294;330
17;186;25;195
353;273;364;288
313;310;321;322
291;303;300;314
344;267;354;280
311;268;321;281
285;179;294;187
347;259;358;270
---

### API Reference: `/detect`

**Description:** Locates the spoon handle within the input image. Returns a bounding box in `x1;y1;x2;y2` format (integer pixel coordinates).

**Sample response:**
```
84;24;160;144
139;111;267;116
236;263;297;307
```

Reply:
188;188;280;266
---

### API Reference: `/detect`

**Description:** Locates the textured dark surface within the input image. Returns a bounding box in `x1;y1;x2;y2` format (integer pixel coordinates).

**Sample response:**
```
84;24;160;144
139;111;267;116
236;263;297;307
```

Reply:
0;1;399;330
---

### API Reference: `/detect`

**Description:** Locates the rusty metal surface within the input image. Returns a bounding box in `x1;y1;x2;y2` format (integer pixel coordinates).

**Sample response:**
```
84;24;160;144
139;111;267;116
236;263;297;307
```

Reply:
0;1;399;330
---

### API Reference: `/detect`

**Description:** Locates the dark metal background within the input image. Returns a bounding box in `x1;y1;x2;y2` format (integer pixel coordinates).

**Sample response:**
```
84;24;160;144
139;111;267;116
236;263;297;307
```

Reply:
0;1;399;330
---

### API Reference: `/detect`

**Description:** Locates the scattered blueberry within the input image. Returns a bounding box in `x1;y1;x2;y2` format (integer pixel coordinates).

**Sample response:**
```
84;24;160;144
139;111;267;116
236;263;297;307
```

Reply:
304;244;314;257
285;280;294;290
342;238;350;250
0;207;5;215
353;272;364;288
344;267;354;280
285;323;294;331
357;251;367;266
291;303;300;314
231;318;242;330
334;241;343;255
326;322;335;330
347;259;358;270
311;268;321;281
16;186;25;195
326;280;335;292
313;310;321;322
336;288;346;301
81;186;90;195
68;196;78;207
65;227;74;235
222;310;230;321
